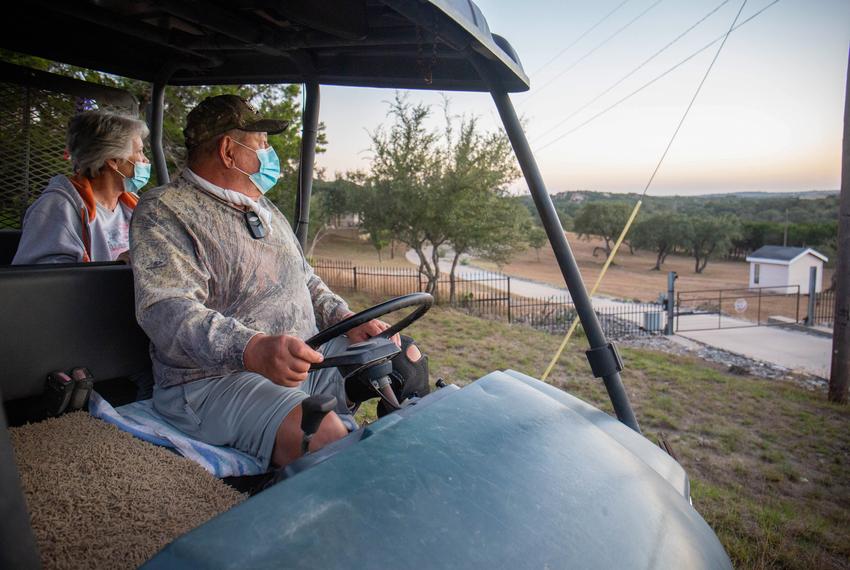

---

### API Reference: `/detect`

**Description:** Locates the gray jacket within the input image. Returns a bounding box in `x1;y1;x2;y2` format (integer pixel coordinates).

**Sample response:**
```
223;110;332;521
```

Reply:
13;174;134;264
130;173;349;388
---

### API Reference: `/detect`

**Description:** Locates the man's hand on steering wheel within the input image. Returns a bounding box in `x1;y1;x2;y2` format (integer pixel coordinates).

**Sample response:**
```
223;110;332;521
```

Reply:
244;333;325;387
339;312;401;346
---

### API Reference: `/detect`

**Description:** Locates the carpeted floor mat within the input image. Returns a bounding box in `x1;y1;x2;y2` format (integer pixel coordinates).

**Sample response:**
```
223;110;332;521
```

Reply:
9;412;246;569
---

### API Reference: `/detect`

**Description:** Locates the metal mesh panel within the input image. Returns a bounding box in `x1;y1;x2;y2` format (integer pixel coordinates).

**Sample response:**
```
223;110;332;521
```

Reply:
0;81;136;228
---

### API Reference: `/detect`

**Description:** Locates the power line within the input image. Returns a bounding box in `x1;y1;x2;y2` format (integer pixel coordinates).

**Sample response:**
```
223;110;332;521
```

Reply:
542;0;751;380
640;0;749;196
534;0;780;153
522;0;665;106
529;0;633;78
531;0;730;145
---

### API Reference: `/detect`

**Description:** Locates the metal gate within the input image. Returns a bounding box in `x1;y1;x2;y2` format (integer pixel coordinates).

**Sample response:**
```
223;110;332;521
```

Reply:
675;285;801;332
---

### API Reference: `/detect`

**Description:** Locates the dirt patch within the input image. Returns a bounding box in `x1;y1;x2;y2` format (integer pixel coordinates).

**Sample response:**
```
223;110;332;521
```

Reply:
474;232;833;304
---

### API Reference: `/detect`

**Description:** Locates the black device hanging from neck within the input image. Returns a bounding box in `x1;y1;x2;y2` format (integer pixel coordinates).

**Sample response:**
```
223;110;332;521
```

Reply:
244;211;267;239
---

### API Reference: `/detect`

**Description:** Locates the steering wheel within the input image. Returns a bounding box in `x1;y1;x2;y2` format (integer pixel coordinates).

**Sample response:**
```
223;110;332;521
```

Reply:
305;292;434;349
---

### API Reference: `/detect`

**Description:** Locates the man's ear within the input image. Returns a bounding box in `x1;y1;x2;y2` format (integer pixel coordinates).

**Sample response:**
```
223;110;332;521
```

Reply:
217;136;236;169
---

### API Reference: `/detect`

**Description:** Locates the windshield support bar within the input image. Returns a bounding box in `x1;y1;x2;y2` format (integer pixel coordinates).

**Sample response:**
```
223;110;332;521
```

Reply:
471;55;640;433
295;81;320;249
150;81;169;186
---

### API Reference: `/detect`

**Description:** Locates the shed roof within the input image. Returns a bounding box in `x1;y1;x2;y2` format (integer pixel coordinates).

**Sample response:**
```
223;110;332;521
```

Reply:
746;246;828;265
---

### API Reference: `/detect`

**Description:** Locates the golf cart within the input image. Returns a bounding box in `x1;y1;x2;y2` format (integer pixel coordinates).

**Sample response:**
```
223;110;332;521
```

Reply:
0;1;732;568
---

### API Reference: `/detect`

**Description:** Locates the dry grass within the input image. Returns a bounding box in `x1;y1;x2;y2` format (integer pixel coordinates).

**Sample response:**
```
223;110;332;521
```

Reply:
312;230;412;268
347;291;850;569
473;232;834;304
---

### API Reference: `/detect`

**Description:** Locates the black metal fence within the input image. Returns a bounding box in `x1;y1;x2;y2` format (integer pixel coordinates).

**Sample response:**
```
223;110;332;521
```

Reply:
675;285;801;332
811;290;836;328
311;258;665;338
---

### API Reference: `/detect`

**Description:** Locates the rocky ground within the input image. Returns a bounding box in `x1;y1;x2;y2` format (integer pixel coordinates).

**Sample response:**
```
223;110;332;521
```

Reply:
620;334;827;390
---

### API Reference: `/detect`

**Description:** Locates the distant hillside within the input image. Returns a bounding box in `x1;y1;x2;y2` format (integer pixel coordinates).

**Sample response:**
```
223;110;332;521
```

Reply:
520;190;839;226
697;190;838;200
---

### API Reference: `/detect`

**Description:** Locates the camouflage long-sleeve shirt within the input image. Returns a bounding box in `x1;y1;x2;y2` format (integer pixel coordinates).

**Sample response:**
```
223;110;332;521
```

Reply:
130;172;349;388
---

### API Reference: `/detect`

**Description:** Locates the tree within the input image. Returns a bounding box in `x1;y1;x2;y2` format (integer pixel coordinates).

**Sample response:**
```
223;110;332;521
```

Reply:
440;113;523;299
357;94;445;293
684;216;739;274
354;94;522;299
631;214;689;270
573;202;632;257
528;225;548;261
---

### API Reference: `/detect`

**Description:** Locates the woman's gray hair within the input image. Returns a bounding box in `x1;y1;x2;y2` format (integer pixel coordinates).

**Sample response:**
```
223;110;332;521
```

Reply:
67;110;149;178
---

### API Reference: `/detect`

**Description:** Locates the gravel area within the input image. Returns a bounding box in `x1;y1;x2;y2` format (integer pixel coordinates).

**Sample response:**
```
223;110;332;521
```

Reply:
620;335;828;390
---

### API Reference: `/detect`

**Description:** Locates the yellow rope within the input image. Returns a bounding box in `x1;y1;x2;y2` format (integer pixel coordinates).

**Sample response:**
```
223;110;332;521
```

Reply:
540;199;643;381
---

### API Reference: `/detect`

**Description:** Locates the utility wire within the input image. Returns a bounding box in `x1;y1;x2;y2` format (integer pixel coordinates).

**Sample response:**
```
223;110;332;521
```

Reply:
534;0;779;153
531;0;730;145
529;0;633;78
522;0;665;107
541;0;751;381
640;0;749;195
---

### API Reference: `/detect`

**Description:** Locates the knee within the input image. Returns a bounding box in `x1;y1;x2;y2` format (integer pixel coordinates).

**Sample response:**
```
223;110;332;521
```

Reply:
272;407;348;468
311;411;348;451
405;343;421;362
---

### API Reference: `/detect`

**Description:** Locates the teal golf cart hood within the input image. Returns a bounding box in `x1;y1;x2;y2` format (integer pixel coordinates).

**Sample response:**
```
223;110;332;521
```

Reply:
144;371;731;569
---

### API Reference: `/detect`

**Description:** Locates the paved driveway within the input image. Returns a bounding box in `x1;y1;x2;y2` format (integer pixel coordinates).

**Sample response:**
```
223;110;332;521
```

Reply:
406;250;832;378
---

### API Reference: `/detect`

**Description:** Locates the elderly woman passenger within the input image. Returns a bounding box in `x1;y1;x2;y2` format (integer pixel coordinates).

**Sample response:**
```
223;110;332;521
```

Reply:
13;110;151;264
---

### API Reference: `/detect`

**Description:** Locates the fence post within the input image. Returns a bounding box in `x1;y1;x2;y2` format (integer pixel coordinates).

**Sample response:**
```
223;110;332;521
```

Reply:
806;266;817;326
665;271;677;335
507;276;512;324
718;289;723;329
353;266;357;291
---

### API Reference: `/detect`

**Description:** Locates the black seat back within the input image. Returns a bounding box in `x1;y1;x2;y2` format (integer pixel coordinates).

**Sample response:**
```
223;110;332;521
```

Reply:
0;229;22;265
0;263;150;402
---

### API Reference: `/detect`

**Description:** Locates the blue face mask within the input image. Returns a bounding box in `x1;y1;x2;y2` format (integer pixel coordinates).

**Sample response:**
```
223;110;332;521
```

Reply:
233;139;281;194
118;160;151;193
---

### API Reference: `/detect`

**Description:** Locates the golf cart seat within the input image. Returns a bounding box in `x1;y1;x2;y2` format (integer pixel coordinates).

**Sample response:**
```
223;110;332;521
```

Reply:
0;229;22;265
0;262;272;478
0;262;150;416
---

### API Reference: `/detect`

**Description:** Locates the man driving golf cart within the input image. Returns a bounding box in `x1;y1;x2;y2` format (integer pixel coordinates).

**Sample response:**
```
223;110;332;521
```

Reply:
131;94;428;469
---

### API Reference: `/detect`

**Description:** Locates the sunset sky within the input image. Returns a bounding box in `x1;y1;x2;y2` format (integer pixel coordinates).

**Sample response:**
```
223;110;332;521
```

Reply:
317;0;850;196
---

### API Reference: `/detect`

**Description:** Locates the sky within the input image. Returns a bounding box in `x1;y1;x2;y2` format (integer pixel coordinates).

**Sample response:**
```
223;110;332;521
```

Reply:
316;0;850;196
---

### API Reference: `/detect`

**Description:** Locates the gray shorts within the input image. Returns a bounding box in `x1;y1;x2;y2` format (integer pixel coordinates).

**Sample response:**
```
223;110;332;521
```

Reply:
152;337;353;470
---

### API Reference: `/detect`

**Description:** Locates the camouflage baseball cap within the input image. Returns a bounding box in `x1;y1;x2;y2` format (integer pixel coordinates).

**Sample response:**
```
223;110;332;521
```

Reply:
184;94;289;148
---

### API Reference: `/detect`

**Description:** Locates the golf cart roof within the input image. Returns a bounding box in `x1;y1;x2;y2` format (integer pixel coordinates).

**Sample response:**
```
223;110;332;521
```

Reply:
5;0;528;92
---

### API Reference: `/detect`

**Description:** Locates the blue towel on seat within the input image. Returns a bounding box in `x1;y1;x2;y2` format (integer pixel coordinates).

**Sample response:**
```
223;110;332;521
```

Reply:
89;391;266;478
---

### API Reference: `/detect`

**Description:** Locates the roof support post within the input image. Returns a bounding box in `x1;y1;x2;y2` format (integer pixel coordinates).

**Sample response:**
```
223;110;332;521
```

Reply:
295;81;320;250
150;81;169;186
469;54;640;433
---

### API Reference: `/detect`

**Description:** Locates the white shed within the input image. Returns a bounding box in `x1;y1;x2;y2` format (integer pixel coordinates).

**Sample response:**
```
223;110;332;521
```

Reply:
746;246;828;293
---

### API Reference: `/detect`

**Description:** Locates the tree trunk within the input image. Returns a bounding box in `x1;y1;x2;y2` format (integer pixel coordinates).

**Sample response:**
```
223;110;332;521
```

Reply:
449;251;462;304
653;251;663;271
694;254;701;273
305;224;328;259
429;243;442;300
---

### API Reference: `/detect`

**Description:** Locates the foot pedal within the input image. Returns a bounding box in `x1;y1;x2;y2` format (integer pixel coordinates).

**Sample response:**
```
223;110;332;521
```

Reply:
69;367;94;410
45;371;74;416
